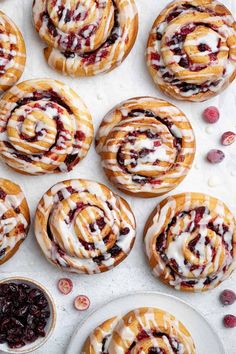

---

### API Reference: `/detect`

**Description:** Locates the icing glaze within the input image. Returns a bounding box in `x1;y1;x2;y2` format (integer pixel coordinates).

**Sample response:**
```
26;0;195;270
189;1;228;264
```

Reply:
82;307;195;353
96;97;195;197
146;0;236;102
34;179;136;274
144;192;236;292
32;0;138;76
0;79;93;175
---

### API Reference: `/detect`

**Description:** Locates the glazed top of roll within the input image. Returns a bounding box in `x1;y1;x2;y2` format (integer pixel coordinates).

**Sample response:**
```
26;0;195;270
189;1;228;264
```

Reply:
146;0;236;101
0;79;93;175
144;192;236;292
35;179;136;274
96;96;195;197
82;307;195;353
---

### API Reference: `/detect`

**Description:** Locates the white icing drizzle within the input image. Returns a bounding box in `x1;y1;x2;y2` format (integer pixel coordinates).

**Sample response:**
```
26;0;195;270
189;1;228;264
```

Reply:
144;192;236;292
96;97;195;196
34;179;136;274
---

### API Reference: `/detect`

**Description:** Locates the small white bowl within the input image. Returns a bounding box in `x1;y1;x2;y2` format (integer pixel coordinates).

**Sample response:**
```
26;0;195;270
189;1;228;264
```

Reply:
0;277;56;353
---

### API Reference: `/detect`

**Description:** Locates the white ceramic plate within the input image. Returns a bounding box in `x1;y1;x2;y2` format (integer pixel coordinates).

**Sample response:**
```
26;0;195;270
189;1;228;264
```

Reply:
66;291;225;354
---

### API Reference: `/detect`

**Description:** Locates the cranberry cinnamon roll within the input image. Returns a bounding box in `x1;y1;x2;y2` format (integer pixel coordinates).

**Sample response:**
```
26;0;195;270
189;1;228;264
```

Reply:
0;178;30;265
144;193;236;292
32;0;138;76
0;79;93;175
35;179;136;274
146;0;236;102
0;12;26;93
96;97;195;198
82;307;195;353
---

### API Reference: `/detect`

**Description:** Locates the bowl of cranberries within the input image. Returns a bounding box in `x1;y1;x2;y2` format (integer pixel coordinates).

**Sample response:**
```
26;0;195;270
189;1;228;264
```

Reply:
0;277;56;353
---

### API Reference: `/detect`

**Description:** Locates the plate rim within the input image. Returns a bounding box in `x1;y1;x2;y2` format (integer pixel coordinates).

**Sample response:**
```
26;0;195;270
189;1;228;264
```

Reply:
66;290;225;354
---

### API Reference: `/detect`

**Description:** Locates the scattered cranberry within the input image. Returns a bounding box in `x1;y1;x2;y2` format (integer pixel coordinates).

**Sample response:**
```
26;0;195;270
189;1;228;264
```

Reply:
223;314;236;328
220;290;236;306
221;131;236;146
0;282;50;349
207;149;225;164
74;295;90;311
57;278;73;295
203;106;220;124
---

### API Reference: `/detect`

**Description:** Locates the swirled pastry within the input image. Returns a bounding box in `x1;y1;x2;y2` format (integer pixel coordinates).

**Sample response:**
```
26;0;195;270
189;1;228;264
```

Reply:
0;178;30;265
32;0;138;76
0;11;26;93
35;179;136;274
144;193;236;292
146;0;236;101
82;307;195;353
96;97;195;198
0;79;93;175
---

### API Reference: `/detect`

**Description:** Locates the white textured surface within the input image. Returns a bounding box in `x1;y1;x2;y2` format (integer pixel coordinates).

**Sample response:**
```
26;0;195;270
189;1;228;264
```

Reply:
0;0;236;353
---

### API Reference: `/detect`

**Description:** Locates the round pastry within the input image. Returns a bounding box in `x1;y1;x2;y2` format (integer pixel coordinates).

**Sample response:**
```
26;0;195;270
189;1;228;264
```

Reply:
146;0;236;102
0;178;30;265
32;0;138;76
0;11;26;94
34;179;136;274
96;97;195;198
0;79;93;175
144;192;236;292
82;307;196;353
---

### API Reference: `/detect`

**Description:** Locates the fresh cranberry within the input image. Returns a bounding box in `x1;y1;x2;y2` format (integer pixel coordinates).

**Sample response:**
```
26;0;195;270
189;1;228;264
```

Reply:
220;290;236;306
203;106;220;124
223;315;236;328
221;131;236;146
57;278;73;295
207;149;225;164
74;295;90;311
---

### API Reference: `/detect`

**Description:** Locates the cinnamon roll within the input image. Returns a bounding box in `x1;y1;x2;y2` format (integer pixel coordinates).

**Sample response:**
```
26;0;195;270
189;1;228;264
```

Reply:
0;178;30;265
32;0;138;76
144;192;236;292
34;179;136;274
0;11;26;93
0;79;93;175
82;307;195;353
96;97;195;198
146;0;236;102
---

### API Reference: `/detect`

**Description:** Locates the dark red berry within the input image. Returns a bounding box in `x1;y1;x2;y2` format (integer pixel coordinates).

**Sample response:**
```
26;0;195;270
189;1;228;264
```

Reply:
203;106;220;124
207;149;225;164
223;315;236;328
220;290;236;306
0;282;50;348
